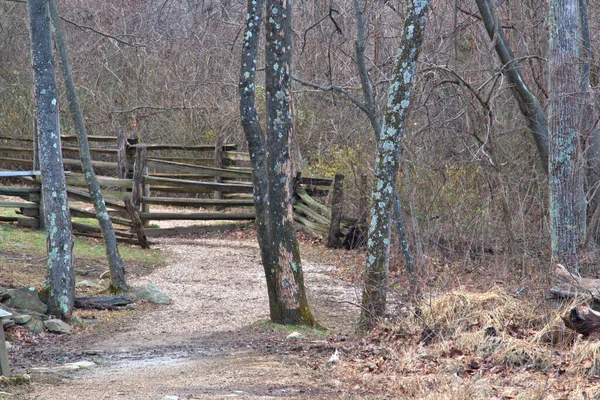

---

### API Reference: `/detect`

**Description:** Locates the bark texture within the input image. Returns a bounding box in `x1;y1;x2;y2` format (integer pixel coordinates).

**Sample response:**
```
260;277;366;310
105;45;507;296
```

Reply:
240;0;317;326
548;0;587;272
27;0;75;319
48;0;127;292
360;0;430;330
474;0;549;168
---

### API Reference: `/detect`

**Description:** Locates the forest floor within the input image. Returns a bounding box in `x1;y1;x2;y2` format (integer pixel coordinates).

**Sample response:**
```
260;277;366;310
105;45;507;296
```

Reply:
5;223;365;400
3;220;600;399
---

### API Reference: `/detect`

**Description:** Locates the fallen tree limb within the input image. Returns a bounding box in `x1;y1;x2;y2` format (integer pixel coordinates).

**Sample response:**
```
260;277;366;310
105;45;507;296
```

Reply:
74;295;135;310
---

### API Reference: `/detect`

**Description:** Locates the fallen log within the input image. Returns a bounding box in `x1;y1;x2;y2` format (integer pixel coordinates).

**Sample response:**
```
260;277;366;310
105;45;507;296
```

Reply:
562;306;600;339
74;295;135;310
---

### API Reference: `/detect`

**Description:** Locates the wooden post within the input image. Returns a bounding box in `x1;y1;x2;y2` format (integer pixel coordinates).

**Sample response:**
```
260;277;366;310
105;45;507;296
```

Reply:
358;173;369;229
132;145;147;211
327;173;344;248
116;131;128;192
214;136;224;200
0;309;12;376
124;196;150;249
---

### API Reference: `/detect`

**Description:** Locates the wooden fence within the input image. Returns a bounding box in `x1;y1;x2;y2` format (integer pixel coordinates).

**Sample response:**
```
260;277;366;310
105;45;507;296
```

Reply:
0;133;349;247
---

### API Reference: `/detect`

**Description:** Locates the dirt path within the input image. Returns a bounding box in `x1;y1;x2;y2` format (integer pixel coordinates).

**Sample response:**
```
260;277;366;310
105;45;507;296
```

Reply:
17;235;359;400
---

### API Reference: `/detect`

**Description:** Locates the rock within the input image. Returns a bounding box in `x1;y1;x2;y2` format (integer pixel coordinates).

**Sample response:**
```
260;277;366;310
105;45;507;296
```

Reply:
44;319;72;334
0;287;10;301
32;361;96;373
286;331;304;340
2;319;14;328
4;287;47;314
132;285;171;305
13;314;32;325
24;318;45;334
5;341;12;350
162;396;180;400
328;380;343;388
75;280;102;289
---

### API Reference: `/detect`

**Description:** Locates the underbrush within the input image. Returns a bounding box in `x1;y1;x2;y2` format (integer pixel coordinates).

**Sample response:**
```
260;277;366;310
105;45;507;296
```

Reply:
334;287;600;399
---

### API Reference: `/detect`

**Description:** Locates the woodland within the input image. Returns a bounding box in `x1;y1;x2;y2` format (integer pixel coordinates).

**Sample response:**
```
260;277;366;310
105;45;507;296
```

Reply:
2;0;600;398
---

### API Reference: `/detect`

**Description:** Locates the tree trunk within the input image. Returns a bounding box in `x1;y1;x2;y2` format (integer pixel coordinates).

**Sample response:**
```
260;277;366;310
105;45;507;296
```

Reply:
474;0;549;169
48;0;127;293
27;0;74;319
548;0;587;272
360;0;430;331
240;0;317;326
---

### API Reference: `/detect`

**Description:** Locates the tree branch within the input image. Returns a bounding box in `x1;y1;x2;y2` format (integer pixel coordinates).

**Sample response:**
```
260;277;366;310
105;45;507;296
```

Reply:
291;76;369;115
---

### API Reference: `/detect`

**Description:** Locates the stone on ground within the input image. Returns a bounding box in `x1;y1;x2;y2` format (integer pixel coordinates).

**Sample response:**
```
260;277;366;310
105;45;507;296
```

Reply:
286;331;304;340
3;287;47;314
132;284;171;305
24;318;45;334
44;319;72;334
13;314;32;325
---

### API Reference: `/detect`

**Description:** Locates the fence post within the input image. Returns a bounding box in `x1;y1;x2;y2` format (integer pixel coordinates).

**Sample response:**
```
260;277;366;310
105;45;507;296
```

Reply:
358;173;369;229
327;173;344;248
132;144;147;211
116;131;128;192
214;135;224;200
124;196;150;249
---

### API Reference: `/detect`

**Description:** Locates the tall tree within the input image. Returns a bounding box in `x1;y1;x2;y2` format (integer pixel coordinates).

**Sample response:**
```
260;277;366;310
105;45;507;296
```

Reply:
360;0;430;330
474;0;549;169
48;0;127;293
548;0;587;271
240;0;317;325
27;0;75;319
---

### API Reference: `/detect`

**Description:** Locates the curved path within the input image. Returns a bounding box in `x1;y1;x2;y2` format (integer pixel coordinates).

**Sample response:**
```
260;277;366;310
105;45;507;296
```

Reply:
21;236;358;400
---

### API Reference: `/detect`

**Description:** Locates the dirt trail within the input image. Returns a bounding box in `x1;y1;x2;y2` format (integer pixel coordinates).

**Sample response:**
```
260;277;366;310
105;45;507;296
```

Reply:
18;235;359;400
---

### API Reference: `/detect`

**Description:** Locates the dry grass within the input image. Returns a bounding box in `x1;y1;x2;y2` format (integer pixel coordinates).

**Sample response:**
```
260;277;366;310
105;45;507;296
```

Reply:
335;287;600;399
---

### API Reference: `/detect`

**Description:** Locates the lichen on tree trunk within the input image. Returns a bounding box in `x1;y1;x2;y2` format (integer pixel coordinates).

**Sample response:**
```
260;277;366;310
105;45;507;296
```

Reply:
27;0;75;319
240;0;317;326
360;0;430;331
548;0;587;272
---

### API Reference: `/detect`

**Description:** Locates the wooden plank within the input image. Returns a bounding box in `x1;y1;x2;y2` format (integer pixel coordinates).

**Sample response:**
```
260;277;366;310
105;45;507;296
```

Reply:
61;135;117;142
67;188;127;211
0;202;38;209
0;320;11;376
130;143;237;151
145;157;215;166
0;187;39;196
0;216;18;222
144;185;212;194
223;151;251;161
327;173;344;248
295;186;331;219
140;212;255;221
63;158;118;169
66;173;132;189
293;213;328;234
146;158;252;179
144;176;253;194
69;207;132;227
300;177;334;187
61;146;118;155
0;146;33;155
144;222;253;237
0;157;34;166
71;221;137;239
0;135;116;142
0;171;40;177
294;202;330;226
17;218;39;229
142;197;254;207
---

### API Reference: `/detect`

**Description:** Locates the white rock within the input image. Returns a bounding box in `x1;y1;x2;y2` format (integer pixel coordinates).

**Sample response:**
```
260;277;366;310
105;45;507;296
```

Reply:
286;331;303;340
75;280;102;289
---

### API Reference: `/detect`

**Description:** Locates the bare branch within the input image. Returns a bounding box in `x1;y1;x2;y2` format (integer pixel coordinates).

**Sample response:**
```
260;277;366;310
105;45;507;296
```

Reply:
291;76;369;115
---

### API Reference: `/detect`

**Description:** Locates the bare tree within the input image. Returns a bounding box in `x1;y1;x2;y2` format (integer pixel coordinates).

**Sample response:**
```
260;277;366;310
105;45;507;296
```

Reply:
547;0;587;271
48;0;127;293
240;0;317;326
27;0;75;319
360;0;431;330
